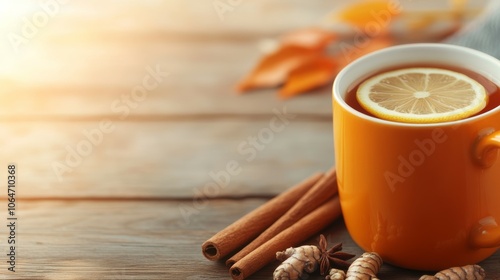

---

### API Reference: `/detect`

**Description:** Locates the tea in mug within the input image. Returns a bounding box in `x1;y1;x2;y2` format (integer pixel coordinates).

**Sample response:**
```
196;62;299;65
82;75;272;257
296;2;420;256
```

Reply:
345;64;500;123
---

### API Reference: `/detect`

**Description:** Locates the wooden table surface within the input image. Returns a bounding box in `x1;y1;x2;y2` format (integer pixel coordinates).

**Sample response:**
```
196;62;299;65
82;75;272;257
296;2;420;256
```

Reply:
1;1;499;279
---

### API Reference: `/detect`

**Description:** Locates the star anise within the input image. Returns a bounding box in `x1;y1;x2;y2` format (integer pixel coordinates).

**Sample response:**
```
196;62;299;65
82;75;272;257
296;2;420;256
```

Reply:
318;234;355;275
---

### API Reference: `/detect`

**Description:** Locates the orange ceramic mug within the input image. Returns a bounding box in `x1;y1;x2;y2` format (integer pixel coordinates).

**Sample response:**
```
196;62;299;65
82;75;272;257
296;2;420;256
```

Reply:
333;43;500;271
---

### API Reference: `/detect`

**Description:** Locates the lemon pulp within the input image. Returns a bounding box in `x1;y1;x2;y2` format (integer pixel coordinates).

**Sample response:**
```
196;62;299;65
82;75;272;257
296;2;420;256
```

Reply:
356;68;488;123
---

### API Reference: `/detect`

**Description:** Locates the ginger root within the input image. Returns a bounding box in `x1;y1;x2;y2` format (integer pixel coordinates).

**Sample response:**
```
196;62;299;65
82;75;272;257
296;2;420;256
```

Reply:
326;252;382;280
419;264;485;280
324;252;486;280
273;245;321;280
326;268;346;280
274;235;355;280
346;252;383;280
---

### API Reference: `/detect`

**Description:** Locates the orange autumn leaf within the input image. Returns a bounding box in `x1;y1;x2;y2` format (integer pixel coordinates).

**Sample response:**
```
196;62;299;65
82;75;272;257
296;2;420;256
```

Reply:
233;0;478;98
237;28;337;93
278;38;393;99
236;45;321;92
280;27;337;50
279;56;338;99
337;37;394;69
334;0;402;28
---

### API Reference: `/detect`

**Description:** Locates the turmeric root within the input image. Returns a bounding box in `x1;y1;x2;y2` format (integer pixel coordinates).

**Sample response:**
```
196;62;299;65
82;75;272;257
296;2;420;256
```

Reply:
273;235;355;280
419;264;485;280
345;252;383;280
274;245;321;280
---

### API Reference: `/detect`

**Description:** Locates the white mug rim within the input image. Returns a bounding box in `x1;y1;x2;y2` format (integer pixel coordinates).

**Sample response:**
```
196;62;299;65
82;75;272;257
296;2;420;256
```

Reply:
333;43;500;127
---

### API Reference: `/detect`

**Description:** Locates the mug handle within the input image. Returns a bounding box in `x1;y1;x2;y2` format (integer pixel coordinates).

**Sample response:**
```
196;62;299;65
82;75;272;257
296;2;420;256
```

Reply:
474;130;500;168
470;217;500;248
470;131;500;248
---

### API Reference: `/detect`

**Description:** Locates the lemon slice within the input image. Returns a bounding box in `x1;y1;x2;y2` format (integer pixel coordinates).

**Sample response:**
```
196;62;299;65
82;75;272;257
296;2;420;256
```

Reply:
356;68;488;123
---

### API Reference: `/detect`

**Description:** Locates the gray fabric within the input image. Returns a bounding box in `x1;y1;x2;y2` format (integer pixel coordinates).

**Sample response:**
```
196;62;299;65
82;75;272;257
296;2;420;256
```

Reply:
446;1;500;59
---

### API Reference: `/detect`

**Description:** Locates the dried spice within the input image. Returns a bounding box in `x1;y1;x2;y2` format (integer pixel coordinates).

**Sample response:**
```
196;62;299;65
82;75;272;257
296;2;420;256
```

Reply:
318;235;355;275
419;264;486;280
343;252;383;280
273;234;355;280
326;268;346;280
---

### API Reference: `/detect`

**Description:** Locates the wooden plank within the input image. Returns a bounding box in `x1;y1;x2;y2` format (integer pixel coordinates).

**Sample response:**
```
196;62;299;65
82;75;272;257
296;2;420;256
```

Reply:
0;1;338;118
1;1;336;39
11;200;263;280
8;199;500;279
0;38;334;117
2;0;486;41
1;120;333;198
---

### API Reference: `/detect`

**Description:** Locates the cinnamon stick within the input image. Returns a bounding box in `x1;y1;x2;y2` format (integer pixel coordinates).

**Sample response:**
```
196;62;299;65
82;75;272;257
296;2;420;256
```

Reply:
229;195;342;280
201;172;324;261
226;167;338;266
